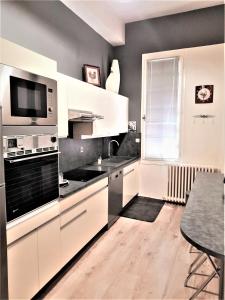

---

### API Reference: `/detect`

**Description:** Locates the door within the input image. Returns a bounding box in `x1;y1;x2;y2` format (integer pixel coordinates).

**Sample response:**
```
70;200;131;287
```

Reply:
7;230;39;299
38;216;61;288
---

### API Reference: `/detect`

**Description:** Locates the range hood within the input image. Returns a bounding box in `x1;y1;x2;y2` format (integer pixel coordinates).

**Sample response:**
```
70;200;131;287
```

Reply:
68;109;104;139
68;109;104;122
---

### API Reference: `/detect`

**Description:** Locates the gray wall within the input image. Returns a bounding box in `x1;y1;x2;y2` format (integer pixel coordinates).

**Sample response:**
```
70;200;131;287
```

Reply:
0;0;113;87
114;5;225;132
59;132;141;172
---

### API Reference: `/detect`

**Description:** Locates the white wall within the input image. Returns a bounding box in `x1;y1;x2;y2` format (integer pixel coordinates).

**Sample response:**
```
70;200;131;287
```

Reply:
140;44;224;198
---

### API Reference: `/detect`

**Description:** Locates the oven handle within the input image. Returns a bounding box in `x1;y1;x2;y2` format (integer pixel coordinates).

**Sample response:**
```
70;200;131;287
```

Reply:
5;152;61;163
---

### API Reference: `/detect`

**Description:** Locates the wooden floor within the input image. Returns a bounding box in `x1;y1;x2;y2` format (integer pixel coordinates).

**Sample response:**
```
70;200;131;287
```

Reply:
43;204;218;300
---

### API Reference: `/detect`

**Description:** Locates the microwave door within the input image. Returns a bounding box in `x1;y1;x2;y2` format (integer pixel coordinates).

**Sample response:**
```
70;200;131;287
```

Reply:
1;64;57;126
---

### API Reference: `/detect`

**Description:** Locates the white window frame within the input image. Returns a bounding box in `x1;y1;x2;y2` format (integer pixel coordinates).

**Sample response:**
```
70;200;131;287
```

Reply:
141;49;184;163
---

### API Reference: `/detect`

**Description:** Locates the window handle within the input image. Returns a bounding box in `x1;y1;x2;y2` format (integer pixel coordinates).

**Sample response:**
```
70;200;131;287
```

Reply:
142;115;146;120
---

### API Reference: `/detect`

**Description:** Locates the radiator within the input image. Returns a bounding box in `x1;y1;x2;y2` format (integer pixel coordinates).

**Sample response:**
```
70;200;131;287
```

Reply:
164;164;219;204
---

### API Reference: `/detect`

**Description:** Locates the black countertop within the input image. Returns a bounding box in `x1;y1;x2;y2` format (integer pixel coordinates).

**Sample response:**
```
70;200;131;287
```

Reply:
181;172;224;258
60;157;140;199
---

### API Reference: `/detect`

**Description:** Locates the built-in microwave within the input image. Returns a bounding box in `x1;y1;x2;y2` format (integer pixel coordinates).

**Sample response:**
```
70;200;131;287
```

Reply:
0;64;57;126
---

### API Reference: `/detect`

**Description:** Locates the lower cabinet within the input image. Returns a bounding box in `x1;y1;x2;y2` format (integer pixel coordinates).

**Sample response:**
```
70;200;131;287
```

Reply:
37;216;62;289
7;230;39;300
7;178;108;299
123;161;139;207
60;182;108;265
7;202;61;300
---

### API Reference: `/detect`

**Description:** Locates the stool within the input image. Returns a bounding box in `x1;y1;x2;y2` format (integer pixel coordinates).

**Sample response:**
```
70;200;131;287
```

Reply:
185;248;220;300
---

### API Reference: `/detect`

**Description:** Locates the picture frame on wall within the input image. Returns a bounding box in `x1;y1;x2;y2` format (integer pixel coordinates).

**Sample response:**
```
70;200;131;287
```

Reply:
83;64;101;87
195;85;214;104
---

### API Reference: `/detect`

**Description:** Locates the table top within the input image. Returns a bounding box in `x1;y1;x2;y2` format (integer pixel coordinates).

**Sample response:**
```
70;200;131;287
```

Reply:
181;172;224;259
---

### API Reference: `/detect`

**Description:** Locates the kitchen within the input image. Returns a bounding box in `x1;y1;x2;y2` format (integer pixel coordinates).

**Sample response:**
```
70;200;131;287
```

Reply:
0;1;224;300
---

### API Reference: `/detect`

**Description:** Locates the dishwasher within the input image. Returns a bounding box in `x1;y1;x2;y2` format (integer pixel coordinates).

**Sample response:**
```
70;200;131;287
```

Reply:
108;168;123;228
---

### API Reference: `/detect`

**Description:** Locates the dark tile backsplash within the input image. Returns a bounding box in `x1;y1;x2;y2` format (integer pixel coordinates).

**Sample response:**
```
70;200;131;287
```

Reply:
59;132;141;172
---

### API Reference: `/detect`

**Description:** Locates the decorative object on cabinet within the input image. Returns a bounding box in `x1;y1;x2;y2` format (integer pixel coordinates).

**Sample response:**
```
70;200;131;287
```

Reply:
128;121;137;132
105;59;120;94
83;64;101;86
195;85;214;104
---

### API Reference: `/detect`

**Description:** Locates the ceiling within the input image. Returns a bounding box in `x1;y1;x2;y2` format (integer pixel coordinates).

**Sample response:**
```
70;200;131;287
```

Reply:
61;0;224;46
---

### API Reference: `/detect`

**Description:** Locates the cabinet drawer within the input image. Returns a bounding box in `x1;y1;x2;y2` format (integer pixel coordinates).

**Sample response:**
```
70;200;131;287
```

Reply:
123;161;138;176
7;201;60;246
60;177;108;213
60;185;108;265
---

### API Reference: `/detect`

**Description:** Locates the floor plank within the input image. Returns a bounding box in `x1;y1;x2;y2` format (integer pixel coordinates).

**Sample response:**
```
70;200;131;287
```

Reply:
43;204;218;300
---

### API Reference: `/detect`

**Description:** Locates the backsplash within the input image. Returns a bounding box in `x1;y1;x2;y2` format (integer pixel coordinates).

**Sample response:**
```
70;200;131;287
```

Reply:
59;132;141;172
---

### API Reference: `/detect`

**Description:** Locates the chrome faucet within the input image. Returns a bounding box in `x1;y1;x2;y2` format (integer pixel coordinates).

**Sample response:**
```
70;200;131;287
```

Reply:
108;140;119;158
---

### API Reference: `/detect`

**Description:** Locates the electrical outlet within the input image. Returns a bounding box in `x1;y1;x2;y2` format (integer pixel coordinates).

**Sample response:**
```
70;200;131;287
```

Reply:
135;138;140;143
80;146;84;153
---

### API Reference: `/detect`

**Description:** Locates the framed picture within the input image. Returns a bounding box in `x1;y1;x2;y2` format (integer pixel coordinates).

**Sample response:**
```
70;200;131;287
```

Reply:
83;64;101;87
195;85;214;104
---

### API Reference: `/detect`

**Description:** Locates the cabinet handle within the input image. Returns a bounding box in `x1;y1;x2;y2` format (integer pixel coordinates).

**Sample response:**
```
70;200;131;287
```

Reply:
60;209;87;230
124;168;135;177
7;227;37;247
61;185;108;215
5;152;61;163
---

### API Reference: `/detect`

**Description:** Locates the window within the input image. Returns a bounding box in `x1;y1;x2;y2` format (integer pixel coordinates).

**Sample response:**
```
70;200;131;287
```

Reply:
143;57;181;161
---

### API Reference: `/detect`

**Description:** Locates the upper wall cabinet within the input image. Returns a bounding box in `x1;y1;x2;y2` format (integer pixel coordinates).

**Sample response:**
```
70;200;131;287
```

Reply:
0;38;128;139
57;73;128;138
0;38;57;78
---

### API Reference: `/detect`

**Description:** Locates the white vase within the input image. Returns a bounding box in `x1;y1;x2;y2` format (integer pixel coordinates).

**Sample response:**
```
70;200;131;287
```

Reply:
105;59;120;94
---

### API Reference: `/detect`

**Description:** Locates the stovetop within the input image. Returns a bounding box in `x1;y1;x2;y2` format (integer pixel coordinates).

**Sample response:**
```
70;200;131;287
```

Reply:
63;168;106;182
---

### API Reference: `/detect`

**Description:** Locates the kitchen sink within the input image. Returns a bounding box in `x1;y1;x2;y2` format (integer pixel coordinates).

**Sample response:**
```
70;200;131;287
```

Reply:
103;156;132;163
63;168;106;182
98;156;133;167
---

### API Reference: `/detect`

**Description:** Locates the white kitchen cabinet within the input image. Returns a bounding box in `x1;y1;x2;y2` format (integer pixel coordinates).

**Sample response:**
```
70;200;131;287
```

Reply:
7;231;39;300
57;73;69;138
57;73;128;138
60;198;89;265
7;201;61;299
37;216;62;289
60;178;108;265
123;161;139;207
0;37;57;78
84;186;108;240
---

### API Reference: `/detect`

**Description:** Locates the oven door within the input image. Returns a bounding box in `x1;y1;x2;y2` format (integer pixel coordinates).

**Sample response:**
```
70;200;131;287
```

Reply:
4;152;59;222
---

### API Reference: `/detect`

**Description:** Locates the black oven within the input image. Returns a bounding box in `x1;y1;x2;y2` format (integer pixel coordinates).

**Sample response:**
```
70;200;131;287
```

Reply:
4;152;59;222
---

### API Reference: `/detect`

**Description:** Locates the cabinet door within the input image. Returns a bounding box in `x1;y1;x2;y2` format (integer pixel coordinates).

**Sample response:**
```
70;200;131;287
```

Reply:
60;185;108;266
37;216;62;289
0;37;57;78
66;75;128;138
7;231;39;300
60;200;89;265
57;73;69;138
85;186;108;240
116;97;128;133
123;163;139;207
